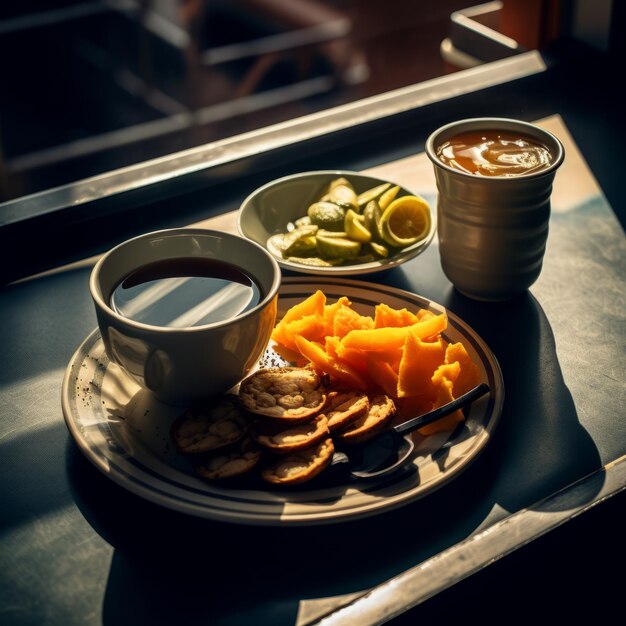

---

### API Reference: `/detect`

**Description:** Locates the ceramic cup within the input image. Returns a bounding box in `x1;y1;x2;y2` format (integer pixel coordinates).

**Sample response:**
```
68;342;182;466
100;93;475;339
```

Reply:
426;118;564;301
90;228;281;404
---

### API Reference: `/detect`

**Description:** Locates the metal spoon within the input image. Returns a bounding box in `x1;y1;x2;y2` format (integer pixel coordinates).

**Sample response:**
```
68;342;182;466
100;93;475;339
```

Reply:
332;383;491;481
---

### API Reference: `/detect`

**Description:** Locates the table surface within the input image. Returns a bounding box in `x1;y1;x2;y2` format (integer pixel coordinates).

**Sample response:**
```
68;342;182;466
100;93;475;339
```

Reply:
1;104;625;625
0;41;626;625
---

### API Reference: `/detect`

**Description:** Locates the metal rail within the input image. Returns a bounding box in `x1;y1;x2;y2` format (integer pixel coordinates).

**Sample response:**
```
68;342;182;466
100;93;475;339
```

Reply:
302;455;626;625
0;51;545;226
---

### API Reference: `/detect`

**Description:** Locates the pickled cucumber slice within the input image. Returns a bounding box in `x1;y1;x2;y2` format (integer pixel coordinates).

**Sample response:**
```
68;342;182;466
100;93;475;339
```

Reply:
327;177;353;192
353;254;377;263
287;256;343;267
267;225;318;257
267;233;291;255
378;185;401;210
287;235;317;255
308;202;345;231
317;229;348;238
357;182;391;208
363;200;384;242
328;184;358;211
369;241;390;257
295;215;312;228
316;234;362;260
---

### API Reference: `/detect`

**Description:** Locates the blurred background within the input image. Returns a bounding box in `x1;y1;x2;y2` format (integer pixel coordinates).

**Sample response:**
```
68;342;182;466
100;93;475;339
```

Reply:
0;0;612;202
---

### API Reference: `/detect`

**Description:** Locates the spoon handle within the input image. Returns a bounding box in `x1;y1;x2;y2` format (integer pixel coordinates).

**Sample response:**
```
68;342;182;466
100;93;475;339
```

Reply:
394;383;491;436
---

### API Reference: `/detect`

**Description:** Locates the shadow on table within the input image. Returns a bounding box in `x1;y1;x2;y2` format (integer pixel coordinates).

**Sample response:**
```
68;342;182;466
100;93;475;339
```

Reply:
66;286;603;626
441;287;603;511
0;265;96;387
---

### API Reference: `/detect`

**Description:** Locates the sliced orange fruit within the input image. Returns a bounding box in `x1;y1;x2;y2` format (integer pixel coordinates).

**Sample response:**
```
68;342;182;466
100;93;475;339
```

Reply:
295;335;366;390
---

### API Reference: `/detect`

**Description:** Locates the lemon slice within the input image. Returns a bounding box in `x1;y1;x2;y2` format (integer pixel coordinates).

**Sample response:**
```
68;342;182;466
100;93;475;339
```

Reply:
344;209;372;243
379;195;431;247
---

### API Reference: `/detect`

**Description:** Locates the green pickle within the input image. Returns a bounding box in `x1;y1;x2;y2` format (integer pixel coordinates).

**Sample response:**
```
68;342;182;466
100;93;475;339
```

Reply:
270;175;417;266
268;225;318;257
378;185;400;210
317;229;348;238
369;241;389;257
294;215;312;228
328;184;358;211
316;234;361;260
287;256;343;267
327;177;353;192
357;182;391;208
307;202;345;231
287;235;317;256
363;200;384;242
353;254;377;263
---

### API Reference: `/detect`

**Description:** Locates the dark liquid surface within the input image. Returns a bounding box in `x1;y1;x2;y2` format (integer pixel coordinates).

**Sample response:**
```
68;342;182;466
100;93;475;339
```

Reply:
436;130;553;177
111;258;263;328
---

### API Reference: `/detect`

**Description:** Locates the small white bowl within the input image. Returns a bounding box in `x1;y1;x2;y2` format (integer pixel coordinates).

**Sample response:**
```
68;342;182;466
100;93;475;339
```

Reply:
237;170;436;276
90;228;281;405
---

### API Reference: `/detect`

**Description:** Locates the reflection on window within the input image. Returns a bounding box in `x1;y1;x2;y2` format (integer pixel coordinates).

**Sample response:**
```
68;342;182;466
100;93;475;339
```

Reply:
0;0;542;201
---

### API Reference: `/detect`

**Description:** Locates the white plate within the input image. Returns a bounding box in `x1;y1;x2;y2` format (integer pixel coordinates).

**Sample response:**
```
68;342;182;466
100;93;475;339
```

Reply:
237;170;436;276
62;278;504;526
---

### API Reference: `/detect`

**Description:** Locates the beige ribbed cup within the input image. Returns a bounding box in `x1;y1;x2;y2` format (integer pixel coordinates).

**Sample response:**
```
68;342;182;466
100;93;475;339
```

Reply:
426;118;564;301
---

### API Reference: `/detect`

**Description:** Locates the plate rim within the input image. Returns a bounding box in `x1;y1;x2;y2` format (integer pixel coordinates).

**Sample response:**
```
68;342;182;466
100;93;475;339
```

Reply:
62;277;504;525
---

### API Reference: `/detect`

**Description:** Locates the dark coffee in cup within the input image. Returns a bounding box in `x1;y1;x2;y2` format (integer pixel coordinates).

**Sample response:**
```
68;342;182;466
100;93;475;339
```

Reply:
110;258;263;328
